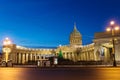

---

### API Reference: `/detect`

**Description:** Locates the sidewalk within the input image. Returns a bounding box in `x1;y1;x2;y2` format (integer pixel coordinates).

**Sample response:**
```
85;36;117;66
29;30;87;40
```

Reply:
1;64;120;68
57;64;120;67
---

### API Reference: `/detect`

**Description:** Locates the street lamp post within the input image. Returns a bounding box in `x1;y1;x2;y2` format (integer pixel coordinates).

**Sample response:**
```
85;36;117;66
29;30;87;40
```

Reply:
106;21;119;67
2;38;12;66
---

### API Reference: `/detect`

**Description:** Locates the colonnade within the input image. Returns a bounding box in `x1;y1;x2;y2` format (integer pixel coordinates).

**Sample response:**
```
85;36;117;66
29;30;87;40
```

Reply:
78;50;95;61
15;53;48;64
56;50;95;61
62;52;76;61
3;43;96;64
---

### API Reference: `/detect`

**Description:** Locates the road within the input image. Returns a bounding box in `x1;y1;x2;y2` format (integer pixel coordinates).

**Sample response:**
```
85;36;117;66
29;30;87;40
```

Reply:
0;67;120;80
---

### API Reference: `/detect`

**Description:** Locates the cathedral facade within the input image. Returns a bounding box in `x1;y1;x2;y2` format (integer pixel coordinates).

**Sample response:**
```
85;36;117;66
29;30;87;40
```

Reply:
56;23;95;62
2;23;120;64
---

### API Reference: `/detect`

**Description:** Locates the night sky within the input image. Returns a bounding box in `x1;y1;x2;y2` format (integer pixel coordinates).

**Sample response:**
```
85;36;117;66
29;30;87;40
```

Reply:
0;0;120;47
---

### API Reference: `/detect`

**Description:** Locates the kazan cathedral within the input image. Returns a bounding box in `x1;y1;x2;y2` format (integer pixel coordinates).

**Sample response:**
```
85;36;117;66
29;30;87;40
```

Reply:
2;23;120;64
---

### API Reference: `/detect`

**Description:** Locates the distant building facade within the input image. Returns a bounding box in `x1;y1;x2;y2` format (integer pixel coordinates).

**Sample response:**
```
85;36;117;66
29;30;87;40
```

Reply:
2;23;120;64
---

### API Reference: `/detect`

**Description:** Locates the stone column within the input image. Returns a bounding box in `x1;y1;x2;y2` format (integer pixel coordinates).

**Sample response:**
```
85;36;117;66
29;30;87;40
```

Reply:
87;51;90;61
18;53;22;64
93;51;95;60
82;53;84;61
87;52;90;61
64;52;66;59
72;52;75;61
68;53;70;60
86;52;88;61
78;53;81;61
70;52;73;60
43;54;46;59
30;53;32;61
27;54;29;62
16;53;19;64
69;53;71;60
26;53;28;62
79;53;81;61
35;54;37;61
39;54;41;59
83;53;85;61
71;52;73;61
82;53;84;60
22;54;25;64
80;54;82;61
89;52;91;60
66;53;68;59
92;51;94;60
91;51;94;60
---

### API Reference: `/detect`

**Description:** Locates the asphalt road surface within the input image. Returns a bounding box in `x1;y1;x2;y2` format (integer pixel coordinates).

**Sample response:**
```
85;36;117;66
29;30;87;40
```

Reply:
0;67;120;80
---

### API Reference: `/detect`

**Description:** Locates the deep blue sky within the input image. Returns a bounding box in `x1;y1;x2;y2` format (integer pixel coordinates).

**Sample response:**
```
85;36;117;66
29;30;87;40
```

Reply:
0;0;120;47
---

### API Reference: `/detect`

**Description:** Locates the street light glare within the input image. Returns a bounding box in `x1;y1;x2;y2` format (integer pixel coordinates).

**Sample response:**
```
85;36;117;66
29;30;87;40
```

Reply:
110;21;115;25
106;28;111;31
5;37;9;40
3;37;12;45
115;26;119;31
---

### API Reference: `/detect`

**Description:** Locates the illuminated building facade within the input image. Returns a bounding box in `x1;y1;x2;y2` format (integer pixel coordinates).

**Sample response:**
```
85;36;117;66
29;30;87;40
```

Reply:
56;23;94;62
94;31;120;63
2;23;120;64
2;43;56;64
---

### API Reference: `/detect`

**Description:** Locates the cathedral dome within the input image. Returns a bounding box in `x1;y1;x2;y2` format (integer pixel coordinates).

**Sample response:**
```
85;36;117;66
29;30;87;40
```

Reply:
70;23;82;46
70;27;81;37
70;23;81;38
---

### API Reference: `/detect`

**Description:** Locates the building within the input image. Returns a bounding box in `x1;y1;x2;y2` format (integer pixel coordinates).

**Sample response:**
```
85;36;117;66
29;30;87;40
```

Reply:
94;31;120;63
2;23;120;64
56;23;94;62
2;43;56;64
70;23;82;46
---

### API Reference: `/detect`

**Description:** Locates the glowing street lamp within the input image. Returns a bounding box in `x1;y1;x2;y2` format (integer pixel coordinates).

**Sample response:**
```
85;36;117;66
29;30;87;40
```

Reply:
110;21;115;25
106;21;120;67
114;26;119;31
2;38;12;64
106;28;111;32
